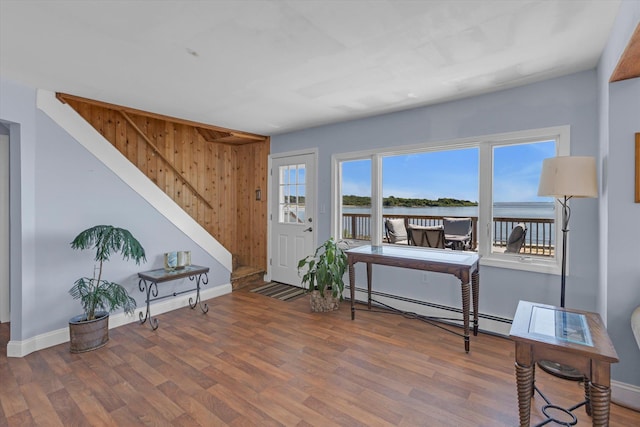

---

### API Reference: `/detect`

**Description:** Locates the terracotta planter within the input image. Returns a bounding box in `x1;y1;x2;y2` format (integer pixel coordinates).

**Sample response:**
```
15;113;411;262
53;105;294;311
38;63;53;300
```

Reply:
309;289;340;312
68;311;109;353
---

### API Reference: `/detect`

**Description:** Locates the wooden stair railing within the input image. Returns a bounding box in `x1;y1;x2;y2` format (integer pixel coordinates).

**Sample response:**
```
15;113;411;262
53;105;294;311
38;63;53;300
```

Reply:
118;110;213;209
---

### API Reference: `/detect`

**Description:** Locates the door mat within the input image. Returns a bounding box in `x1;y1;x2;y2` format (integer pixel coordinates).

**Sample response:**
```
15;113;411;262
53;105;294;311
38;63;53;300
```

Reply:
250;282;307;302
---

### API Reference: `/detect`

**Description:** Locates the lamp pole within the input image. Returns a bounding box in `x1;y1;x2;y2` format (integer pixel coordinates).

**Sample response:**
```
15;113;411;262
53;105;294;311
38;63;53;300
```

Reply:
559;195;570;308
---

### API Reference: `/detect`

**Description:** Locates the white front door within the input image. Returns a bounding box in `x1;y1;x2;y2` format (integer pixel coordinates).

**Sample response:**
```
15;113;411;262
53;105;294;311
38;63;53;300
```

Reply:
270;152;316;286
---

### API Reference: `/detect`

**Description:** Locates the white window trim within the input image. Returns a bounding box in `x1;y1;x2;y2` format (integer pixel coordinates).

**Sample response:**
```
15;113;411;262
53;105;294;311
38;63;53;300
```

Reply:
332;125;569;275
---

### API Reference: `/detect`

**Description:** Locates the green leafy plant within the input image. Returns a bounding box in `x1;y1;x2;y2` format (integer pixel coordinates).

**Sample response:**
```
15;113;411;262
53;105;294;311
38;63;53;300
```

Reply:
69;225;146;320
297;237;348;300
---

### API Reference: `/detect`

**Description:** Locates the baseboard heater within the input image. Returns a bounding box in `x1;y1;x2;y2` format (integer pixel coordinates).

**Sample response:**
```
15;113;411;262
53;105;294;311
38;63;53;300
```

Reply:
345;284;512;336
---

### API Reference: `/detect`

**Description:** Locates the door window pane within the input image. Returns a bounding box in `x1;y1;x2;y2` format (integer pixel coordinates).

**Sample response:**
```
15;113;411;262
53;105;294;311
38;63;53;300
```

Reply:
279;164;305;224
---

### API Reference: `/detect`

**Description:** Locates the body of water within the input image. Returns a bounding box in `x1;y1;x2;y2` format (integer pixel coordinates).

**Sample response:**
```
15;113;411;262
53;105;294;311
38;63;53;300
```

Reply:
344;202;555;219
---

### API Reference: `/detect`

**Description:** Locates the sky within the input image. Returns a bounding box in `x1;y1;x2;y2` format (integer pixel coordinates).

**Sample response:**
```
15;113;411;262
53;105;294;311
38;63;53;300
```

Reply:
342;140;556;203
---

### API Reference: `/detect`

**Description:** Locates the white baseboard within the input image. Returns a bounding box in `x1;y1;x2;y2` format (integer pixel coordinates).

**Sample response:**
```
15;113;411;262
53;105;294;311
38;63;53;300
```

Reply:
6;284;231;357
612;380;640;412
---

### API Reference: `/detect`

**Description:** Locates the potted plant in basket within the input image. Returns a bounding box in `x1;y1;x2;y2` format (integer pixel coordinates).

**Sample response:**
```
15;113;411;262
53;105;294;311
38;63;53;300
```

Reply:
68;225;146;353
297;237;348;312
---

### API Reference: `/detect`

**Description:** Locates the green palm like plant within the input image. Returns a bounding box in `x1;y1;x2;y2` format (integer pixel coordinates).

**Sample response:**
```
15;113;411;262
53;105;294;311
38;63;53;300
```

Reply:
297;238;348;301
70;225;146;320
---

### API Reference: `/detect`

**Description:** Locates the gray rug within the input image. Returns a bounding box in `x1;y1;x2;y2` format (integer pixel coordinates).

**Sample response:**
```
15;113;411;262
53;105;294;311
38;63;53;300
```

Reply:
250;282;307;301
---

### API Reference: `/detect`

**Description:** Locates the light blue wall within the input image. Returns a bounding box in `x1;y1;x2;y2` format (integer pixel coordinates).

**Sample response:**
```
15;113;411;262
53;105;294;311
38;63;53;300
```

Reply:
608;77;640;388
1;78;230;341
272;70;600;323
597;1;640;389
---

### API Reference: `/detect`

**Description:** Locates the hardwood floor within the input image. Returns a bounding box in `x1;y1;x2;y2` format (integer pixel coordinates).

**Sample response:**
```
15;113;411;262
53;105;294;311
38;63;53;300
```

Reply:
1;288;639;426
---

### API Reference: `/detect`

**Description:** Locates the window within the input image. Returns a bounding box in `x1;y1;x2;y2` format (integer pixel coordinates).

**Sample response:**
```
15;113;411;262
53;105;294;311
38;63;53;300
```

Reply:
338;158;371;246
333;126;568;274
490;141;555;256
278;164;306;224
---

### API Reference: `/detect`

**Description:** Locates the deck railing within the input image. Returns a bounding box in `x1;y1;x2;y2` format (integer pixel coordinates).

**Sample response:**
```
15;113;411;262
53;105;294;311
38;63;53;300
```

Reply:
342;213;554;256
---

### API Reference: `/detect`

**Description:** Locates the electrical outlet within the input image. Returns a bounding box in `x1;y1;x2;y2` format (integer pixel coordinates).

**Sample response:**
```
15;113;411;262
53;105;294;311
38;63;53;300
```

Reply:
421;272;429;284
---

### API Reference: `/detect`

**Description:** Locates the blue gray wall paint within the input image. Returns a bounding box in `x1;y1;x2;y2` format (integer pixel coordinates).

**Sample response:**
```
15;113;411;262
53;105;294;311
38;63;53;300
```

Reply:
607;77;640;389
1;78;230;341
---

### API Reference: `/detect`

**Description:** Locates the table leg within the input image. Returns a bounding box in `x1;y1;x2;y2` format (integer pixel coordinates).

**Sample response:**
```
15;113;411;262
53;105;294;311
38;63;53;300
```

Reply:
590;359;612;426
585;379;592;416
515;342;534;426
367;262;372;310
188;273;209;313
138;278;159;330
349;260;356;320
589;382;612;426
461;280;470;353
471;267;479;336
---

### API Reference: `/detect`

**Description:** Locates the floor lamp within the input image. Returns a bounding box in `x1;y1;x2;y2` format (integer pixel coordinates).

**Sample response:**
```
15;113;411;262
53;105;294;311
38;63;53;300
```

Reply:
537;156;598;380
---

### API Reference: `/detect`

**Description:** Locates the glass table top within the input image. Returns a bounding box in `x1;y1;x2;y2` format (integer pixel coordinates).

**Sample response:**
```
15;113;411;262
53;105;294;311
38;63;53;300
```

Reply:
529;306;593;346
347;244;479;266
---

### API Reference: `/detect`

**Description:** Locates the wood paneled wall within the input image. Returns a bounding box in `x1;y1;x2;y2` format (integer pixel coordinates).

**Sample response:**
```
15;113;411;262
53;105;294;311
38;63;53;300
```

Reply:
58;94;269;272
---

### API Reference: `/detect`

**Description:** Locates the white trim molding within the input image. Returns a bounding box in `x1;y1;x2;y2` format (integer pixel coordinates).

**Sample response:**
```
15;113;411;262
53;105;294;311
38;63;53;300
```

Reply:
7;283;231;357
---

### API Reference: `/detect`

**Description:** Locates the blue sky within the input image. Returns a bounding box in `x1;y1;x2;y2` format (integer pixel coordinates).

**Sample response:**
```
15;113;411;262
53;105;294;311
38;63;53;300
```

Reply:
342;141;556;203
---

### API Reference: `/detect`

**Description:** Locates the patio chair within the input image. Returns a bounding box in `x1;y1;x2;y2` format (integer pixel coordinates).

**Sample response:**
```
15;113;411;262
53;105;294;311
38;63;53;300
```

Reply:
384;218;409;244
505;223;527;253
408;225;445;249
443;217;472;250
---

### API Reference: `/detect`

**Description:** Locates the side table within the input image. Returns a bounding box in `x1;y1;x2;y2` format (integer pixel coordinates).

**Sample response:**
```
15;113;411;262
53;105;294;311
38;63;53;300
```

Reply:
509;300;619;426
138;265;210;330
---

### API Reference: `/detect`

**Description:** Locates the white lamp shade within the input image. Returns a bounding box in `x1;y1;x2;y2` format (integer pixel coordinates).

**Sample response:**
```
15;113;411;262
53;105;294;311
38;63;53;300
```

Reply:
537;156;598;198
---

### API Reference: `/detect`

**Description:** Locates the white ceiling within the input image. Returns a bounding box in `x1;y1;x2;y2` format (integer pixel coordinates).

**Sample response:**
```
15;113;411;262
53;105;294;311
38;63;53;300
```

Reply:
0;0;621;136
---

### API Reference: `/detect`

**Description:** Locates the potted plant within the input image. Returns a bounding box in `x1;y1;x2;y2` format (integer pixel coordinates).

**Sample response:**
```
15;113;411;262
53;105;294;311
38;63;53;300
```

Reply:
68;225;146;353
297;237;348;312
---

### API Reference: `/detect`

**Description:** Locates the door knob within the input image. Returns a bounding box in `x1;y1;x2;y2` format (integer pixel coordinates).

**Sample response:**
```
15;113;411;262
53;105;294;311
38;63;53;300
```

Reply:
303;227;313;232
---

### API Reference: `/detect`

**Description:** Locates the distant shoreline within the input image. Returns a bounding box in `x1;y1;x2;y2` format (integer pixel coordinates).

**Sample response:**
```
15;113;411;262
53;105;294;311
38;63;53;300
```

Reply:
343;202;555;219
343;201;553;208
343;195;478;208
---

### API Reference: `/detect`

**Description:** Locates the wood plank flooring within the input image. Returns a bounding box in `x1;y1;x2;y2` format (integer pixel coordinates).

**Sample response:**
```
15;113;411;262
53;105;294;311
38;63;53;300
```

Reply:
1;288;639;426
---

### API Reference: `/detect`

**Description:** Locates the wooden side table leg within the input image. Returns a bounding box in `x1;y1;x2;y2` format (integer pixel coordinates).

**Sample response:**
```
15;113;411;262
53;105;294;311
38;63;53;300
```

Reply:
349;261;355;320
461;280;470;352
584;378;592;416
589;382;611;427
471;267;479;335
515;341;534;427
366;262;372;309
516;361;533;427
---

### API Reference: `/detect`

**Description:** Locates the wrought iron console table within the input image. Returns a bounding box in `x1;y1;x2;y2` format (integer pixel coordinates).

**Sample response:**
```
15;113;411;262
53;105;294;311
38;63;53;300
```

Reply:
137;265;210;330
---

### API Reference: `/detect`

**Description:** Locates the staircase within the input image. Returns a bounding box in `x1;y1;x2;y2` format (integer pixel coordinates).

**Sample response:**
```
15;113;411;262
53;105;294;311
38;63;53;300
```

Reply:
54;92;270;284
231;266;267;290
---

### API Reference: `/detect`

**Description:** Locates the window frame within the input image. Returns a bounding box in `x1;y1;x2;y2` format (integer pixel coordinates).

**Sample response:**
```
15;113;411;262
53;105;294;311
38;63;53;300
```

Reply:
332;125;569;275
